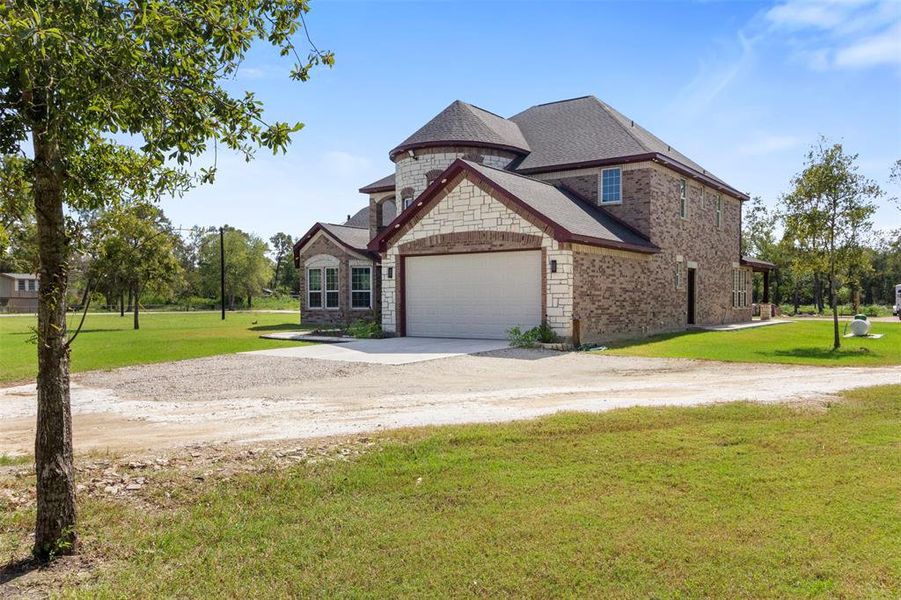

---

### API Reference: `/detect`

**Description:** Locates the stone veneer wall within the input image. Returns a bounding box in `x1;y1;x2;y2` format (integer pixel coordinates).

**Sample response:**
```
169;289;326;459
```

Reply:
380;173;573;337
393;146;518;206
571;162;752;343
296;233;379;326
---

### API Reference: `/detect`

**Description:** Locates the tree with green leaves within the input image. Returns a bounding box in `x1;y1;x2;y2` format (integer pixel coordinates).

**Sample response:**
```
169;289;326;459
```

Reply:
89;202;183;329
269;231;295;291
0;154;37;272
199;227;272;308
781;140;881;349
0;1;331;558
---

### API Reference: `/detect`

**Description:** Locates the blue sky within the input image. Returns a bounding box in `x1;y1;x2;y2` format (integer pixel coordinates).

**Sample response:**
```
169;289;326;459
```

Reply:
159;0;901;241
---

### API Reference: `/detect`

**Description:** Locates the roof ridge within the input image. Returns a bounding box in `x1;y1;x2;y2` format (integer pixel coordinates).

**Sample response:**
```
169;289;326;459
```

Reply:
532;95;595;108
322;221;368;230
461;159;559;188
592;97;652;154
462;101;510;122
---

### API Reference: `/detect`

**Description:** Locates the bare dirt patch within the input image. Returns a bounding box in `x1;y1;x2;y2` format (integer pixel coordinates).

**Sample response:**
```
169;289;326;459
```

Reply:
1;349;899;457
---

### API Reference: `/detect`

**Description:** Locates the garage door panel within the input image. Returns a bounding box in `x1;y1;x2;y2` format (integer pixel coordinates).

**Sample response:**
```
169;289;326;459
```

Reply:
405;251;542;339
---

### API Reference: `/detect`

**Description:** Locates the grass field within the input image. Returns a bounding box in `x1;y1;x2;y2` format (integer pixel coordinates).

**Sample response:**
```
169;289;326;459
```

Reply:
2;385;898;597
602;320;901;367
0;311;309;383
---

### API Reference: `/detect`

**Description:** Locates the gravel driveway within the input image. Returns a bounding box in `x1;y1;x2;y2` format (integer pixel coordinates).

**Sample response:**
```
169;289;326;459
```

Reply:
1;349;898;455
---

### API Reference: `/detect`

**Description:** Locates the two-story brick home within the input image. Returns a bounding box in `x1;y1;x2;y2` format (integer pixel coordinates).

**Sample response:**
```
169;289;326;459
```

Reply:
294;96;772;342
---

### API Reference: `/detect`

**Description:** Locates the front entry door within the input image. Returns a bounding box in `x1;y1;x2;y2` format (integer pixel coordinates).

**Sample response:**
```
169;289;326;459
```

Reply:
687;268;696;325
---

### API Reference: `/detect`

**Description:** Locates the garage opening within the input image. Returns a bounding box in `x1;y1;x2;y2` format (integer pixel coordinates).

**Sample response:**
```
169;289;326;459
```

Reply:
404;250;542;339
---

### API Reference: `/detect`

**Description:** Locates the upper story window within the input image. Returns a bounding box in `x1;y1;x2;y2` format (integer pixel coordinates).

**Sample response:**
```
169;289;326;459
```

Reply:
679;179;687;219
28;279;36;291
600;167;622;204
715;195;722;227
17;279;26;291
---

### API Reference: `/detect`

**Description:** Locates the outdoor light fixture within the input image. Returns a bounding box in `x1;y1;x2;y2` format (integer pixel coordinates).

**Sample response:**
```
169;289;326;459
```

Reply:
550;259;557;273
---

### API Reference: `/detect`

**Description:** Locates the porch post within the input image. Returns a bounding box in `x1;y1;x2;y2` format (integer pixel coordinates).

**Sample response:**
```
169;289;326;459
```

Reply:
763;270;770;304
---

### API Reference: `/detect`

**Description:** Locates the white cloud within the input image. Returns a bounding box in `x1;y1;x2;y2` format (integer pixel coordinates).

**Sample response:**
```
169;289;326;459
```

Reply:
764;0;901;71
835;22;901;67
738;134;803;156
672;31;755;114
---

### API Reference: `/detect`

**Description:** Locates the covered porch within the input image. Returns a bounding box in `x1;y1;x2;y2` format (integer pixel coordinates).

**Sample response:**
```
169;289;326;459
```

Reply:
741;256;777;319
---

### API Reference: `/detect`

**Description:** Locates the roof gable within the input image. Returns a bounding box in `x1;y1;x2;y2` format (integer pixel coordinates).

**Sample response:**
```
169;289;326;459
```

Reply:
369;159;658;255
389;100;530;160
293;222;374;267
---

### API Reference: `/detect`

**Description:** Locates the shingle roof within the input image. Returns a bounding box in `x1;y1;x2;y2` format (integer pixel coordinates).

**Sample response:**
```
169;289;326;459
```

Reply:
389;100;530;160
510;96;733;190
320;223;371;252
343;206;370;228
464;161;656;251
359;172;395;194
0;273;37;279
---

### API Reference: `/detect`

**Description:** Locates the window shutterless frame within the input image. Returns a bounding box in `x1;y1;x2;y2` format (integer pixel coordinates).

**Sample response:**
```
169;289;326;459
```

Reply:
600;167;622;204
350;266;372;309
307;268;323;309
679;179;687;219
325;267;339;309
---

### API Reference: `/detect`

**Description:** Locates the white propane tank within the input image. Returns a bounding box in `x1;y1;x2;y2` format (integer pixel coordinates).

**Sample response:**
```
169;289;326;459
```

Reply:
850;318;870;337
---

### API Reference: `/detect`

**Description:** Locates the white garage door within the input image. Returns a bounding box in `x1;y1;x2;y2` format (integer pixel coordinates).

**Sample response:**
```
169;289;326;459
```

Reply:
405;250;542;339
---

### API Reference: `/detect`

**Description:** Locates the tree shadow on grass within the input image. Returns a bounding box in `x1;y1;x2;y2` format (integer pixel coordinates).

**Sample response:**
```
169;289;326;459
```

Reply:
761;347;877;362
248;323;311;332
605;328;708;349
0;557;45;585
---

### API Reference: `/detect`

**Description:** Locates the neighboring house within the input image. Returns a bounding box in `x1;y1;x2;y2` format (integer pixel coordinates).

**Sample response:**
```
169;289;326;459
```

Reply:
294;96;773;341
0;273;39;313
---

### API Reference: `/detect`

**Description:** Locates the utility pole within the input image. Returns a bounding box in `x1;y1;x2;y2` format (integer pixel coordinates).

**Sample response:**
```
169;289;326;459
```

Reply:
220;225;227;320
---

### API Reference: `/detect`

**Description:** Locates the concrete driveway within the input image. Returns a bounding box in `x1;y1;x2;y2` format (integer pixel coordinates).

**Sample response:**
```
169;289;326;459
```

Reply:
245;337;511;365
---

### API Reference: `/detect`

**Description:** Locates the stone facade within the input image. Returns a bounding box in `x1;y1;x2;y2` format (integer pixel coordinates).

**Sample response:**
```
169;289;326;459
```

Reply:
380;173;573;337
393;146;517;205
296;232;379;326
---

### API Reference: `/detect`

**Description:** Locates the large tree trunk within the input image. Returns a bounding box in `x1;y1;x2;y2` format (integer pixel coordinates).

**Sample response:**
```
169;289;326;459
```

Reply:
32;127;77;559
813;274;824;314
119;292;124;317
133;287;140;330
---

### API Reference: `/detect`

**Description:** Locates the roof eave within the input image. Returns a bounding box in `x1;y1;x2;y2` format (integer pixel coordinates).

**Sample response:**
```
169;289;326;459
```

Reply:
516;152;749;202
368;159;660;257
388;140;530;162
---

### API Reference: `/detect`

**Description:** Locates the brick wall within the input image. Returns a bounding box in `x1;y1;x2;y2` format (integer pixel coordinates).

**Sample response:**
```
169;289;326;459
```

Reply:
380;173;573;337
296;233;379;326
571;161;752;343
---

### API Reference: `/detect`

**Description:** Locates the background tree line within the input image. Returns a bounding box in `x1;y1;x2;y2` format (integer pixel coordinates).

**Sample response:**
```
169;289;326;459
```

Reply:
2;153;300;324
742;149;899;317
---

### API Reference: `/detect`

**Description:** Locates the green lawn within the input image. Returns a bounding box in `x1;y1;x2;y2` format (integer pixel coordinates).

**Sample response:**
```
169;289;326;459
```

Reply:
602;319;901;367
0;311;309;383
3;386;895;597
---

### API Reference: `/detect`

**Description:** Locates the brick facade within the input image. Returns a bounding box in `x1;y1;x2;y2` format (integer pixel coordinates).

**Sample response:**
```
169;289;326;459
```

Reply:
568;162;753;343
296;232;379;327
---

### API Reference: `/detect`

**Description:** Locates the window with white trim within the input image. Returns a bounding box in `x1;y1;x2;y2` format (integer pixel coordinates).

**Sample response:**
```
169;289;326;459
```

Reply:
27;279;36;291
307;268;322;308
600;167;622;204
16;279;25;291
732;268;748;308
715;194;722;227
679;179;687;219
325;267;339;309
351;266;372;309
